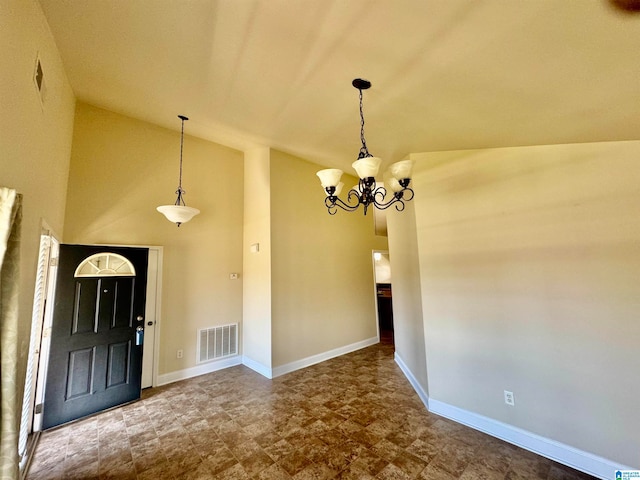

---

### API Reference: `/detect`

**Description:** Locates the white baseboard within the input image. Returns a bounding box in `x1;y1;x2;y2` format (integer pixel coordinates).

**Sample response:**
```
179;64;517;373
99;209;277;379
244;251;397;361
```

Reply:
427;398;632;480
157;337;380;384
242;355;273;379
271;336;379;378
156;355;242;386
394;352;429;410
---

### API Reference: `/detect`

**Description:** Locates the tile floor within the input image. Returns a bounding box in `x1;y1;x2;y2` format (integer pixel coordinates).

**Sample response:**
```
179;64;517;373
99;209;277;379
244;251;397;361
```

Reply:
27;342;596;479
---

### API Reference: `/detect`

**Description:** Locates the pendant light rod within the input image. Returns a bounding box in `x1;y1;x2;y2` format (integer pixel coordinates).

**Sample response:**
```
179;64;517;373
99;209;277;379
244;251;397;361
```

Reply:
175;115;188;206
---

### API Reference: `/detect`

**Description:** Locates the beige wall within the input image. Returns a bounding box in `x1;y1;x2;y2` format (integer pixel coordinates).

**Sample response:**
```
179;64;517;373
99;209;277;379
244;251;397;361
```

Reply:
242;147;272;370
0;0;75;427
270;150;388;367
64;103;244;376
411;143;640;466
386;202;428;395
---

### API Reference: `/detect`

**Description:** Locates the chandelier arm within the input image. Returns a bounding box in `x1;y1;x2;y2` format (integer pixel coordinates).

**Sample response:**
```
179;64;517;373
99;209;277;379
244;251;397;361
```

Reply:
372;185;388;204
372;195;402;210
324;194;360;213
347;188;364;206
401;187;415;202
335;195;361;211
369;192;406;211
393;200;407;212
370;187;412;211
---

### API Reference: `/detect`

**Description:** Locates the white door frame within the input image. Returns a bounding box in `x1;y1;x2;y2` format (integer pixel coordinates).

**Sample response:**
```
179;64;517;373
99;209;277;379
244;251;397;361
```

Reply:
141;246;163;388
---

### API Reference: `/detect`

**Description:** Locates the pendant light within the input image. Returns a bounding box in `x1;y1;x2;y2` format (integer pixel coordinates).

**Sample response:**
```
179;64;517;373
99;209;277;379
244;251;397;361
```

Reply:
316;79;414;215
157;115;200;226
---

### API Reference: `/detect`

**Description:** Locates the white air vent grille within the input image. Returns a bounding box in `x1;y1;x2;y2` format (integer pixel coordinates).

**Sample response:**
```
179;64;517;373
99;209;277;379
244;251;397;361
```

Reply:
197;323;238;363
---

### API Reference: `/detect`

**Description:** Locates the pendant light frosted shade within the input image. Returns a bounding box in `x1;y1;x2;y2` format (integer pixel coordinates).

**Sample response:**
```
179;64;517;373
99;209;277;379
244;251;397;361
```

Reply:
316;168;344;187
157;205;200;226
389;159;414;180
352;156;381;179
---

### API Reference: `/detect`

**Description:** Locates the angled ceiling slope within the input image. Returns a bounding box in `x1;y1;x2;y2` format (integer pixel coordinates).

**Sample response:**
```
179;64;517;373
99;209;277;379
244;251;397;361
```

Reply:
39;0;640;171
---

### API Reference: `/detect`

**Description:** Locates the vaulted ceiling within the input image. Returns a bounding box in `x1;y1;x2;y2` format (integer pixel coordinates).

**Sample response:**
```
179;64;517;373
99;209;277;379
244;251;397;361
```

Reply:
39;0;640;172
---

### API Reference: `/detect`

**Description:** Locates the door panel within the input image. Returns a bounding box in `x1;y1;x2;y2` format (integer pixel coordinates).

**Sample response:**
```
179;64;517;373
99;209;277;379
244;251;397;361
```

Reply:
42;245;148;429
106;341;130;387
66;347;95;399
72;280;98;334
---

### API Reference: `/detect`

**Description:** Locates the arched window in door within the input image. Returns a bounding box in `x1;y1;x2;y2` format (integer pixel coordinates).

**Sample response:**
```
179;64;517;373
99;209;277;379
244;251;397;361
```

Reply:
74;252;136;277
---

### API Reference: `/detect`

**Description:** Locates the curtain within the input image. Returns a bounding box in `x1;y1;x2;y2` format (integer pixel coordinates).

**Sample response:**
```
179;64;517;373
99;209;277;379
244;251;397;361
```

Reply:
0;188;23;479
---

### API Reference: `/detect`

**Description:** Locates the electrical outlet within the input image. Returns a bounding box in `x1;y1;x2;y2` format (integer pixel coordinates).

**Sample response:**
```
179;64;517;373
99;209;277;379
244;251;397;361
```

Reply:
504;390;515;406
176;349;183;359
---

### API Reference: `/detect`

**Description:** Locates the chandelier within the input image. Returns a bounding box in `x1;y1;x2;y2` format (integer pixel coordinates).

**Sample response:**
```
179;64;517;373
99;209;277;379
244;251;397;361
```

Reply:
157;115;200;226
316;79;414;215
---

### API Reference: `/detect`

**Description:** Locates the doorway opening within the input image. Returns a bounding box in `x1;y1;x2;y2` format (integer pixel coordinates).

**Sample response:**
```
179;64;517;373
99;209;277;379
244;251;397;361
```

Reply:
373;250;394;346
42;245;149;429
19;242;162;474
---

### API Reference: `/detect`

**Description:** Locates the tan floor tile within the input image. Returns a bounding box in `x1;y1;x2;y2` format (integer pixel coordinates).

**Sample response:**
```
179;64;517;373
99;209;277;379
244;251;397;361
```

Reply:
216;462;252;480
240;449;275;477
391;450;428;478
418;463;459;480
98;460;137;480
279;449;314;477
349;448;388;476
255;462;294;480
203;447;238;475
292;462;337;480
175;461;215;480
375;463;412;480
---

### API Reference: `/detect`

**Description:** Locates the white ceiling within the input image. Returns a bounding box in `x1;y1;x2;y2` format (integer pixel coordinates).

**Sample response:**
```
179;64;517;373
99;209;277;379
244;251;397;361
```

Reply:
39;0;640;172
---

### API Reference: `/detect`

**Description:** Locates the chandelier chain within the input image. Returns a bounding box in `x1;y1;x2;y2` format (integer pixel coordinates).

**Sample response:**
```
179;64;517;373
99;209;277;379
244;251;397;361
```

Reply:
358;88;372;159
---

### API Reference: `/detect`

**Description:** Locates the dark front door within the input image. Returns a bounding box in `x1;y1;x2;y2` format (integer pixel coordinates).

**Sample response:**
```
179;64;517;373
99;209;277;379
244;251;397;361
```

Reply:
42;245;148;429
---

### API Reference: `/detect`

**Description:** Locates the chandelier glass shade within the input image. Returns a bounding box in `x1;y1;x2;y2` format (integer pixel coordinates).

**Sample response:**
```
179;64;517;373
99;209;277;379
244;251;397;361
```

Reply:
157;115;200;227
317;79;414;215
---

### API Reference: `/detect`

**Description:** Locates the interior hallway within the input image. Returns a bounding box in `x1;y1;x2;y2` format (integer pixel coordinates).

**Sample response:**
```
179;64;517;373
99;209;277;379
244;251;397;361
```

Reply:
26;343;595;480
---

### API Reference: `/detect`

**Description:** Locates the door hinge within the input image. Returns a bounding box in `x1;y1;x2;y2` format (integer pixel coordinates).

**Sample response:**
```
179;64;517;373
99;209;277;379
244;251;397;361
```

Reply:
34;403;43;414
49;257;58;267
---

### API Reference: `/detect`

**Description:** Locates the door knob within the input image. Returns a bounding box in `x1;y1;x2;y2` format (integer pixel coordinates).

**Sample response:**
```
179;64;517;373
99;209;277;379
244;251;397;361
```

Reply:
137;315;144;321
